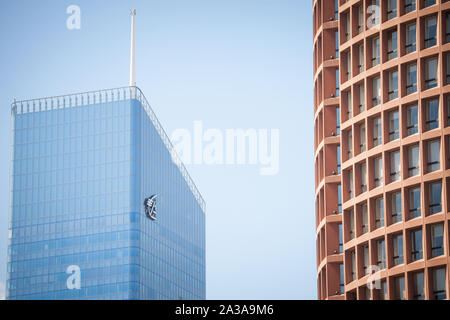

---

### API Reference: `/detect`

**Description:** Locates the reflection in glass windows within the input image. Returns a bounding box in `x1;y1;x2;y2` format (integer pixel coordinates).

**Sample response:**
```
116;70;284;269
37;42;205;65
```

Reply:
360;162;367;193
409;187;421;219
374;157;383;187
388;70;398;100
360;123;366;152
406;63;417;95
427;140;440;172
375;197;384;229
391;192;402;224
387;0;397;20
424;58;438;90
431;224;444;258
407;144;420;177
392;234;404;266
373;116;382;147
372;77;381;106
404;0;416;14
394;276;406;300
411;229;423;261
412;272;425;300
371;37;380;67
432;268;446;300
387;30;397;60
406;105;418;136
405;23;416;53
390;150;400;182
428;182;442;215
376;238;386;269
361;203;368;234
424;16;437;49
425;99;439;131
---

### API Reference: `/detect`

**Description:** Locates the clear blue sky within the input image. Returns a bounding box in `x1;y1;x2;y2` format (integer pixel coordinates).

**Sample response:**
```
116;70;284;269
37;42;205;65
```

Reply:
0;0;314;299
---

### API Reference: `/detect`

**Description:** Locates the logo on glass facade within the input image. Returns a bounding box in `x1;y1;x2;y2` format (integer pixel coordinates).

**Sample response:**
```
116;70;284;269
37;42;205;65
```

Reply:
144;195;158;220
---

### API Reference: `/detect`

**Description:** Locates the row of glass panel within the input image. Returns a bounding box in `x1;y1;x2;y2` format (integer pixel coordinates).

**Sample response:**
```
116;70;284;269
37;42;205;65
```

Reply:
339;0;443;47
336;55;444;107
340;137;447;200
336;98;447;166
336;179;445;237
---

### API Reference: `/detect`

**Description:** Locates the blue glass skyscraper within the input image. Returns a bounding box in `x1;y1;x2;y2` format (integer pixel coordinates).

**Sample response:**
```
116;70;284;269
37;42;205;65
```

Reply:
7;87;206;300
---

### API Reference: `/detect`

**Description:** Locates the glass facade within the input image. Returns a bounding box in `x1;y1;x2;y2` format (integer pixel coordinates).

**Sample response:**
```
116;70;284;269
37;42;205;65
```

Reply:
314;0;450;301
7;87;206;300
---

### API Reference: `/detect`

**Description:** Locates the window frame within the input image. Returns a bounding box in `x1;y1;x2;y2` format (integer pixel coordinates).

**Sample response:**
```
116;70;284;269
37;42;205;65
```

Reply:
411;229;423;262
427;139;440;172
376;238;386;269
424;57;438;90
392;234;404;266
388;70;399;101
404;0;416;14
405;22;416;54
394;276;406;300
406;63;417;95
432;268;446;300
409;187;421;219
446;12;450;43
387;29;398;60
406;104;418;136
361;162;367;193
389;110;400;141
375;197;385;229
391;191;402;224
361;203;369;234
430;223;444;258
373;116;382;147
358;84;365;113
387;0;397;20
374;156;383;187
371;37;380;67
360;123;366;152
425;98;439;131
407;144;420;177
424;16;437;49
390;150;401;182
428;182;442;215
413;271;425;300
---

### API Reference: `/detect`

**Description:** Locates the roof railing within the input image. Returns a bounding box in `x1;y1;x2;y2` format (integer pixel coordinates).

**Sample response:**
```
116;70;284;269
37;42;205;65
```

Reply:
11;86;206;212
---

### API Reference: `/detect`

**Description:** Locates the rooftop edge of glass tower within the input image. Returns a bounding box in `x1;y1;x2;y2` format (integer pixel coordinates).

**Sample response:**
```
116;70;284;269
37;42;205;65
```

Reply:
8;86;206;300
10;86;205;212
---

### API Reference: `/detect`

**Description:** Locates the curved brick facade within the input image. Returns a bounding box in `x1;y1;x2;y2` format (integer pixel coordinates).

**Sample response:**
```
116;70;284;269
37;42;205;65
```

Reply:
314;0;450;300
